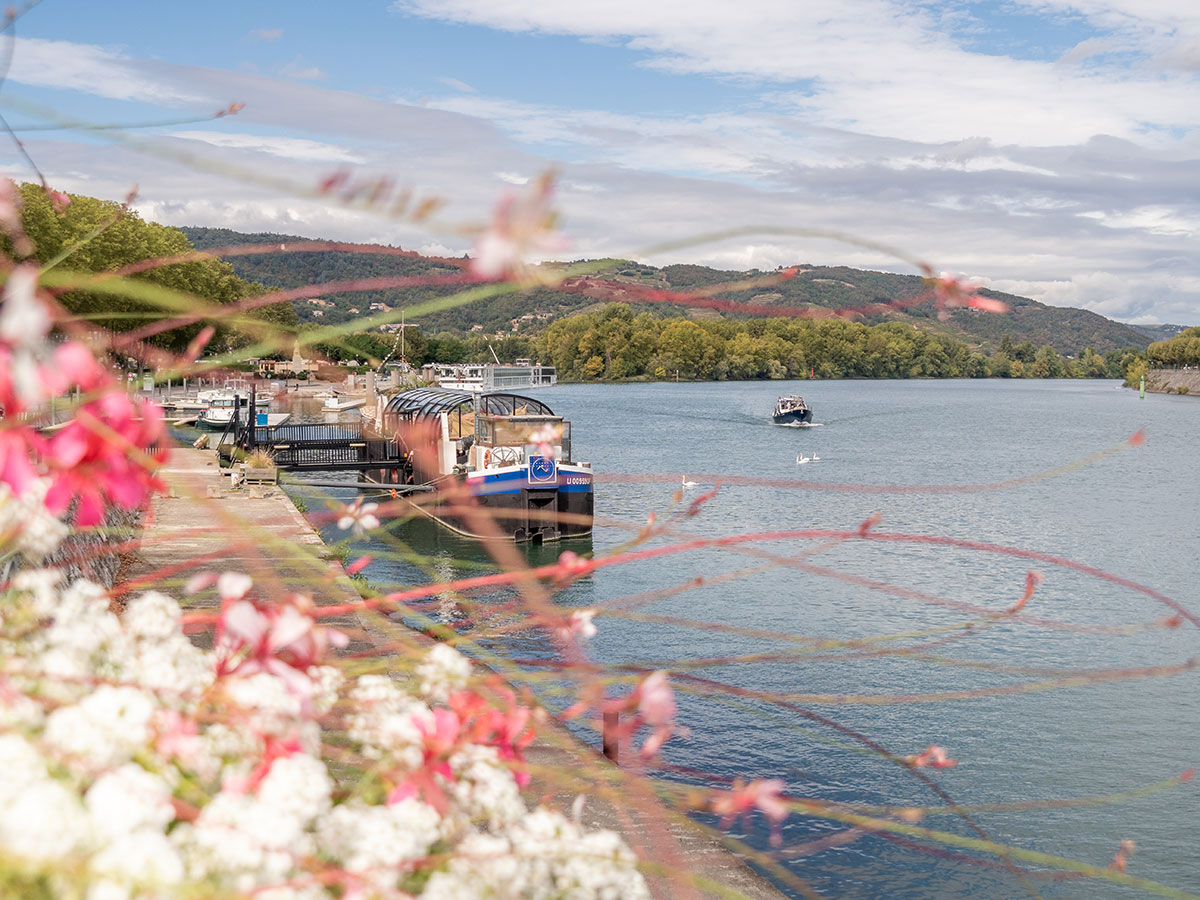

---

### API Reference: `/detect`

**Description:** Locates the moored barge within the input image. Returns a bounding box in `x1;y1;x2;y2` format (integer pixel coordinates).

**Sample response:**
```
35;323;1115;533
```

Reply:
373;388;592;542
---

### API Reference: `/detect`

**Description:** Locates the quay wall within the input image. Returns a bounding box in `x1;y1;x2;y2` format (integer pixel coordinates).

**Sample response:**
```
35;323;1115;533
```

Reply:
1144;368;1200;396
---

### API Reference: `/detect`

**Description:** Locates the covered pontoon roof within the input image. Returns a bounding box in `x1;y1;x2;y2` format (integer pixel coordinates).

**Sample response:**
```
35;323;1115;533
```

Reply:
384;388;555;419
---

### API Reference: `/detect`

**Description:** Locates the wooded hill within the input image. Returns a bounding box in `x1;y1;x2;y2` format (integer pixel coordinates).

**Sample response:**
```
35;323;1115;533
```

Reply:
180;226;1151;356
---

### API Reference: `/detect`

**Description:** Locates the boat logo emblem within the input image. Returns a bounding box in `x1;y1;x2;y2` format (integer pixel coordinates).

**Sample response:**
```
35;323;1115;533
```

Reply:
528;453;556;484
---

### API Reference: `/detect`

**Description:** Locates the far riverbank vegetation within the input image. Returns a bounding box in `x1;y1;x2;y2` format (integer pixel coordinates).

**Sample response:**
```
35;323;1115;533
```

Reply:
300;306;1144;383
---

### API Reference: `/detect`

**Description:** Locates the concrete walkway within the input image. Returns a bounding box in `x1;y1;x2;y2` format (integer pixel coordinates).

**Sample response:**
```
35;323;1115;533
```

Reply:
124;447;787;900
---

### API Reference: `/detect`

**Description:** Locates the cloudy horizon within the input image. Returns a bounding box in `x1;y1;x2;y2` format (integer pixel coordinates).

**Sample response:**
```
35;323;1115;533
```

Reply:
3;0;1198;325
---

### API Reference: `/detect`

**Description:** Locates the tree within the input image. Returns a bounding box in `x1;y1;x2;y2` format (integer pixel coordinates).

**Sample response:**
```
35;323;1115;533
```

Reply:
12;184;296;352
1026;345;1061;378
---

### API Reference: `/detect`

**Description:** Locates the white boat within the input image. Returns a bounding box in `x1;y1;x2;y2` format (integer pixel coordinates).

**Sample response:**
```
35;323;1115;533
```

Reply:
167;378;270;417
196;394;253;430
323;396;366;411
197;394;287;431
422;362;557;391
198;378;270;407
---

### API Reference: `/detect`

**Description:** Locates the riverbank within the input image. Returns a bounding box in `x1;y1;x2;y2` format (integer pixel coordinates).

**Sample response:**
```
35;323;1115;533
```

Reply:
1143;367;1200;396
125;446;786;900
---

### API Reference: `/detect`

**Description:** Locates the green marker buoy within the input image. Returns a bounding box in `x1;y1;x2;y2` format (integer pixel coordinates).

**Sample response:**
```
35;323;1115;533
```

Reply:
1140;375;1145;399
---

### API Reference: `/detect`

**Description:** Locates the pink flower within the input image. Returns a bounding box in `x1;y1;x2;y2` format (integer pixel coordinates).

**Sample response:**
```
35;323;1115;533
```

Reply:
527;422;563;459
637;670;676;728
553;550;593;585
711;778;790;846
337;497;380;536
924;268;1008;321
44;392;167;525
0;265;49;350
46;189;70;214
469;173;569;282
153;709;203;765
389;708;462;813
906;745;956;769
0;266;54;411
223;735;304;795
217;571;253;603
447;688;537;785
555;609;597;643
1108;839;1136;873
215;592;348;695
317;170;350;194
0;427;43;496
0;179;32;256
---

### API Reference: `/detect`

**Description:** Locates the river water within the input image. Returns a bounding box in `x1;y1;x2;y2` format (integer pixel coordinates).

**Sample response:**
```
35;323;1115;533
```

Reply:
287;379;1200;900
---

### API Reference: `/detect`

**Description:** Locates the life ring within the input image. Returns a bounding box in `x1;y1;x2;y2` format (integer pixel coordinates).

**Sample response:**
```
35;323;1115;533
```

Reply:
483;449;491;468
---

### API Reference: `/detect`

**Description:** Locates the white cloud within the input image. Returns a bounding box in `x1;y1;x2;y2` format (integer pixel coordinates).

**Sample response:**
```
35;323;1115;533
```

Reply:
167;131;367;163
7;37;206;105
250;28;283;43
279;58;325;81
994;270;1200;325
9;17;1200;326
392;0;1200;146
437;76;477;92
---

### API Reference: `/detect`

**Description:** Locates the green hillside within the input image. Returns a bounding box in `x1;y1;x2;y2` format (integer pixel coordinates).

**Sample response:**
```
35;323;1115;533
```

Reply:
180;227;1150;356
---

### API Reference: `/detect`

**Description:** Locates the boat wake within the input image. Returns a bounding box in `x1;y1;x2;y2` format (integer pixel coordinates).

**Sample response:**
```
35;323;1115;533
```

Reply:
773;421;823;428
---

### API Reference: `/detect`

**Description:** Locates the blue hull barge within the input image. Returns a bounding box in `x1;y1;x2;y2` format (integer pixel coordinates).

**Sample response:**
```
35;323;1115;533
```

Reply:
376;388;592;542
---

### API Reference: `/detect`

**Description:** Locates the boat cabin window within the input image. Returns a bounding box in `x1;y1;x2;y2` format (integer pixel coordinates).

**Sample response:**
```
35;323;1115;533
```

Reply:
383;389;557;444
475;414;569;455
448;406;474;440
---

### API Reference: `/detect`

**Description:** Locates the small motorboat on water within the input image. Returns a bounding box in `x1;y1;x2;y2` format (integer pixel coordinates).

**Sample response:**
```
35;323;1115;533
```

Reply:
773;394;813;425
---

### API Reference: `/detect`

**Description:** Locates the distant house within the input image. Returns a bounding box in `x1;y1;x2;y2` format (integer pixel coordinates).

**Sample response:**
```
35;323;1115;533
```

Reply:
257;342;317;377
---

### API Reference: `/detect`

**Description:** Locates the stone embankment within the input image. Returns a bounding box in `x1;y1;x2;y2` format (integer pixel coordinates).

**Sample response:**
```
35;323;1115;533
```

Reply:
1144;368;1200;396
124;447;786;900
31;505;141;588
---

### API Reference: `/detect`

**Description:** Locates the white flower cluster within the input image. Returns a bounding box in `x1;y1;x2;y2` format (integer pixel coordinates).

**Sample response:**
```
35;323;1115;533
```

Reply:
417;641;473;704
424;807;649;900
0;573;650;900
0;478;68;562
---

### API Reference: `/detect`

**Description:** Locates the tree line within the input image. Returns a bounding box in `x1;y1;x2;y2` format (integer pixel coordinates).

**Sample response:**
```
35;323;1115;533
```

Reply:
1147;327;1200;367
529;304;1141;381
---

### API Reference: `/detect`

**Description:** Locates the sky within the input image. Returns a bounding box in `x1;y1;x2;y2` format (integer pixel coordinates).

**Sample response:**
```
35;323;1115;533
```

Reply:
3;0;1199;326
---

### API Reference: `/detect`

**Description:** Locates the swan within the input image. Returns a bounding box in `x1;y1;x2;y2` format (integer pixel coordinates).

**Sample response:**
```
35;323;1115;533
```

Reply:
681;475;699;487
811;453;820;461
795;454;809;465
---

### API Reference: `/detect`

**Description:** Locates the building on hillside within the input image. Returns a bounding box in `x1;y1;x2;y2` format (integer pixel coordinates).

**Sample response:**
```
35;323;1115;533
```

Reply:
256;342;318;377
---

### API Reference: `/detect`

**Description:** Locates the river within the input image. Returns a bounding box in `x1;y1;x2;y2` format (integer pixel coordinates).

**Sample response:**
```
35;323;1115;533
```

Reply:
287;379;1200;900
